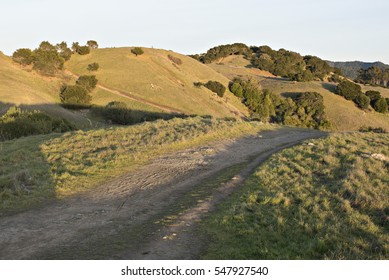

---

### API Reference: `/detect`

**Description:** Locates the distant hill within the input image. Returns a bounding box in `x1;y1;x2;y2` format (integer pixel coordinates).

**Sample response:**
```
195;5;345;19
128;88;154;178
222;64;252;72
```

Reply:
326;61;389;80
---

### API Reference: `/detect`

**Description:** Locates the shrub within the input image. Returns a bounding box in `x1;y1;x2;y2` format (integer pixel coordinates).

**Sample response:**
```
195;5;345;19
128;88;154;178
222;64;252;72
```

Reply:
328;74;343;83
87;63;99;71
203;81;226;97
193;82;203;88
289;70;314;82
354;94;370;109
365;90;382;107
373;98;388;113
60;85;91;107
87;40;98;49
72;42;80;53
76;75;98;92
100;101;132;125
229;81;244;98
77;46;90;55
56;41;72;61
12;48;34;65
0;106;75;141
13;41;71;76
131;47;144;56
335;80;361;100
33;48;65;76
168;54;182;65
197;43;251;64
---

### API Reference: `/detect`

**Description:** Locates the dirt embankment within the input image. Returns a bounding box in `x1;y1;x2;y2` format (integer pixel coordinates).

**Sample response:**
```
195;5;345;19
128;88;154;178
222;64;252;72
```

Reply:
0;128;325;259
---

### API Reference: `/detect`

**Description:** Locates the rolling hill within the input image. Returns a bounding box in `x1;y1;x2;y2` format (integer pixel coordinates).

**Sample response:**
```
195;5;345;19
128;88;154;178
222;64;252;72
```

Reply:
209;56;389;131
0;52;92;127
1;47;250;132
65;47;248;118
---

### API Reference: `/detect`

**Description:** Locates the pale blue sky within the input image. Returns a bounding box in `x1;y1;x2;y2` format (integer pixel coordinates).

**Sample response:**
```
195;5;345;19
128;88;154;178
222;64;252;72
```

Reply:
1;0;388;63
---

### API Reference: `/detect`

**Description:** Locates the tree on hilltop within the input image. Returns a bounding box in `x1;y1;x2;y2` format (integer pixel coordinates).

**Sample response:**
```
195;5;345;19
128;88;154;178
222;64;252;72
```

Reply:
131;47;144;56
87;40;99;49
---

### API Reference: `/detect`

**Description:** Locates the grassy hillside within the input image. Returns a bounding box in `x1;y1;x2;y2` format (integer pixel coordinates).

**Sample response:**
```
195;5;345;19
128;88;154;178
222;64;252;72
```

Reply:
65;48;249;118
0;117;263;212
0;53;91;127
209;56;389;131
203;132;389;259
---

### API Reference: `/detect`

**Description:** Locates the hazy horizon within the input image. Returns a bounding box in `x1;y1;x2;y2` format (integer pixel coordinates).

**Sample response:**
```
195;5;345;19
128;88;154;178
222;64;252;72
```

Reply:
1;0;388;64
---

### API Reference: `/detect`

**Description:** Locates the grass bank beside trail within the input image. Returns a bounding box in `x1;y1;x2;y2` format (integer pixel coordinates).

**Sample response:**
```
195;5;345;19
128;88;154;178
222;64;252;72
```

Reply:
202;132;389;259
0;117;270;212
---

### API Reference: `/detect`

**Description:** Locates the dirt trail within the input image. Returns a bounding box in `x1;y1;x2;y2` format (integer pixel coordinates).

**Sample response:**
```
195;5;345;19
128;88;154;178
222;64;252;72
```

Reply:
0;128;325;259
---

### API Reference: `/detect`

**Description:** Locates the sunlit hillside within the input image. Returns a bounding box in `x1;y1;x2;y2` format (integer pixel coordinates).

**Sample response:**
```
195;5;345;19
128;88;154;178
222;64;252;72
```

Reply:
65;48;249;118
0;52;91;127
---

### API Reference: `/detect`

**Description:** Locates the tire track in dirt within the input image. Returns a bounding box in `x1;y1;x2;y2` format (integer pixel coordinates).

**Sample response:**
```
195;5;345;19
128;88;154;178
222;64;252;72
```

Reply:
0;128;326;259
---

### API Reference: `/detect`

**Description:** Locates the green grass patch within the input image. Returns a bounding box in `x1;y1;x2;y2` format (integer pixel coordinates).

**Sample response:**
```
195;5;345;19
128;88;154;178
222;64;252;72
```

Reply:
0;117;268;213
202;132;389;259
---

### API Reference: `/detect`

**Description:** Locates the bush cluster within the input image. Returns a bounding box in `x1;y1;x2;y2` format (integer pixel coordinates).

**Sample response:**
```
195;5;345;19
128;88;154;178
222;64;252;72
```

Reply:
192;43;251;64
76;75;98;92
203;81;226;97
335;81;388;113
229;78;330;129
13;41;69;75
12;40;97;75
0;106;75;141
71;42;92;55
190;43;339;82
87;63;99;71
195;81;226;97
251;47;333;81
60;75;97;108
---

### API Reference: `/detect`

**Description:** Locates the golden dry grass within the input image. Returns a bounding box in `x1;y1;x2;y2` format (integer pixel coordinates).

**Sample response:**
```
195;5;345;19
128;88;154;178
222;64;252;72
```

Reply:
0;53;92;127
65;48;249;118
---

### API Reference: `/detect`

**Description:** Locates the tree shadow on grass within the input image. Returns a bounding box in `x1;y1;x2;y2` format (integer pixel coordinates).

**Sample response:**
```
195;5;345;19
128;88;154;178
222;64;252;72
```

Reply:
0;101;191;215
321;82;337;93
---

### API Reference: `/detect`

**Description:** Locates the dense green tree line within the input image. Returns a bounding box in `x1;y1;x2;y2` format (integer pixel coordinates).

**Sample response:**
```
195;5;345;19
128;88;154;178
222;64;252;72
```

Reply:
191;43;339;82
229;78;330;129
251;46;334;81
